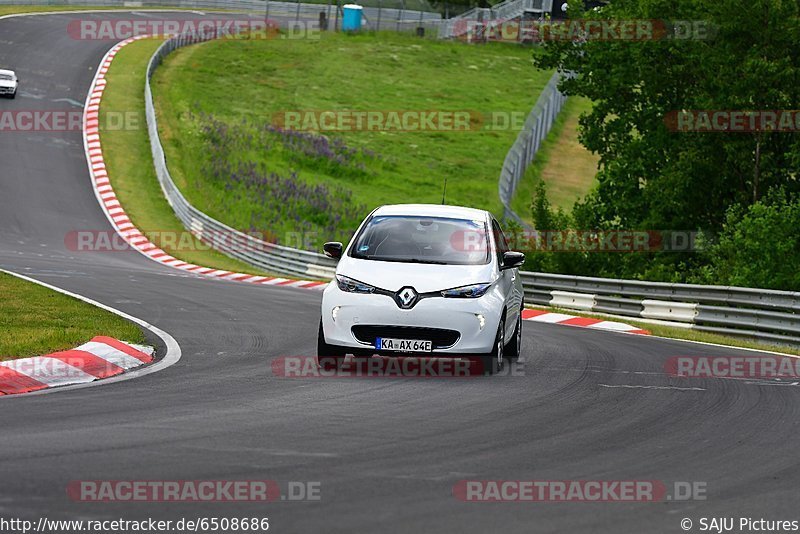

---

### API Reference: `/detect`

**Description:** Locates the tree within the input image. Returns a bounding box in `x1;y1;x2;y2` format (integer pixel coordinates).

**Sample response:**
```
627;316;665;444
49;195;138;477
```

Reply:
531;0;800;286
695;192;800;290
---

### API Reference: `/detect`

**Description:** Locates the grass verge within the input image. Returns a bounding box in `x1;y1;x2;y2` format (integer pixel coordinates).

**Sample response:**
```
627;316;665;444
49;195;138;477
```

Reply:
100;38;271;276
534;305;800;356
0;272;145;361
152;32;551;249
512;96;598;214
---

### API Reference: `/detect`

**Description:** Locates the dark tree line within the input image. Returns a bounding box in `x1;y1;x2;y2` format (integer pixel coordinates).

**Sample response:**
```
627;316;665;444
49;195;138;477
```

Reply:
527;0;800;289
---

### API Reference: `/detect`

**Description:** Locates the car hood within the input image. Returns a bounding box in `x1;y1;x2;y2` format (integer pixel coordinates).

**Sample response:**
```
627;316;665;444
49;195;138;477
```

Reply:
336;256;498;293
0;80;16;89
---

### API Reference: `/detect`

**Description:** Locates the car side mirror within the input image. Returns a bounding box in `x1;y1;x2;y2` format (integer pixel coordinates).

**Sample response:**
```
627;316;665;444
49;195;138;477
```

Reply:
501;251;525;270
323;241;343;259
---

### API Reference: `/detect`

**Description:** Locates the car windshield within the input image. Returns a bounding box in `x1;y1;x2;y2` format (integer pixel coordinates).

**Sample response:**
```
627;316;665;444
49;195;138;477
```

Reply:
0;74;13;81
349;215;490;265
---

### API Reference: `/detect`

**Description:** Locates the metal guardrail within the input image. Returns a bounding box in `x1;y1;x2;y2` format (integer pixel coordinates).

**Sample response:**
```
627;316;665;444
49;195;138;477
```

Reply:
498;70;567;226
522;272;800;345
145;29;338;279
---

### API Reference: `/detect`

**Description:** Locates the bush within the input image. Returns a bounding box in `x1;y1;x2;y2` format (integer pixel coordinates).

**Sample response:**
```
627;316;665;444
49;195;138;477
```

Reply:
695;192;800;290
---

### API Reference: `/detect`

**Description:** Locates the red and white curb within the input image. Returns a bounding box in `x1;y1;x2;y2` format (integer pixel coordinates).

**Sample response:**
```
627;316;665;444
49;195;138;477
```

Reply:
0;337;154;395
522;308;650;336
82;36;329;291
0;268;181;399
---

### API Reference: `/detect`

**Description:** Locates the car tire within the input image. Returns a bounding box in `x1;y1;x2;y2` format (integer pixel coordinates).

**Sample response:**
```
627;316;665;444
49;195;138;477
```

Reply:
316;319;345;370
479;318;505;375
9;92;15;99
505;309;522;361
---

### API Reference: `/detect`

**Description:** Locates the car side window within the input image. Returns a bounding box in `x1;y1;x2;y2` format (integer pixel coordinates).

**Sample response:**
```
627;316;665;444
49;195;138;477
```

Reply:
491;219;509;264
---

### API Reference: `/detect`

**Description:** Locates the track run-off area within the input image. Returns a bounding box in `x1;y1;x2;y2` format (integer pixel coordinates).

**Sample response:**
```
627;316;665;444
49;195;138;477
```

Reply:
1;11;799;533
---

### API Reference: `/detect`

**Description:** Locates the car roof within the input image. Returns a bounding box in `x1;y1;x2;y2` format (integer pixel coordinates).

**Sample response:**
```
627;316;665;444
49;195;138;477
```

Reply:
0;69;15;76
373;203;490;222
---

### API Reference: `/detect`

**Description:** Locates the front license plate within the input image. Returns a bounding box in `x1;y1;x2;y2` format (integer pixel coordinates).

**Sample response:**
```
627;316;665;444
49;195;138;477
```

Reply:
376;337;433;352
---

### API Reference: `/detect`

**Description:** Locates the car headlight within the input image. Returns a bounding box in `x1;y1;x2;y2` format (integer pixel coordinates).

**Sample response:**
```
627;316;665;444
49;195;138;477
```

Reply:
441;283;492;298
336;275;375;294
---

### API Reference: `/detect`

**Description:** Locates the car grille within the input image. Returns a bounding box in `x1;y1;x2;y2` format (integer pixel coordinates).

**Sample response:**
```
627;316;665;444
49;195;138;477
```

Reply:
351;325;460;349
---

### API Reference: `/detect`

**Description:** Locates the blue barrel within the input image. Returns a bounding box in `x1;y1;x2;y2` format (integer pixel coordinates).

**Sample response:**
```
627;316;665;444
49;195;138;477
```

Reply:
342;4;363;31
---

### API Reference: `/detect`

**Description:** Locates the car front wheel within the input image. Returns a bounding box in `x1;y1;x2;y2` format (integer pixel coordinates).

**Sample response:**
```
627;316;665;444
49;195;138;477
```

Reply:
479;318;505;375
505;309;522;361
316;319;346;370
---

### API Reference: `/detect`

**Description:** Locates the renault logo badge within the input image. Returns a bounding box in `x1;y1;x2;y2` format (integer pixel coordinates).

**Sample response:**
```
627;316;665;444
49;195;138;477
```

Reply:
396;286;418;309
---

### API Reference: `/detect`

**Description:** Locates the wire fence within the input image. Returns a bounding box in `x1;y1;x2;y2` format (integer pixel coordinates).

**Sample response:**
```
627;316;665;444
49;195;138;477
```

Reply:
0;0;444;34
0;0;433;11
498;70;568;226
293;0;443;34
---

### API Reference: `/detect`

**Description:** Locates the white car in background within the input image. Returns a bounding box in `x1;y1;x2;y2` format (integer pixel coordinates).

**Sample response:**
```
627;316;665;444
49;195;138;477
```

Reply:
318;204;525;375
0;69;18;99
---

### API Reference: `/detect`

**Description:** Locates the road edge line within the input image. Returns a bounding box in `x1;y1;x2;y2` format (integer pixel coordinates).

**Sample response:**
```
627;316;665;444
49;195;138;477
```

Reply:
0;268;182;398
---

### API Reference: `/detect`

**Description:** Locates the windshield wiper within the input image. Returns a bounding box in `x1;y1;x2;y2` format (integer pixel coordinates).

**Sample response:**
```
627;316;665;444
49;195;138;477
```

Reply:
357;255;449;265
404;258;449;265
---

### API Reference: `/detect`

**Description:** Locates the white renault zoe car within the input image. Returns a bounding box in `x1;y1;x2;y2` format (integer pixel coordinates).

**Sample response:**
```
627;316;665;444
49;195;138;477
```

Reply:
0;69;18;99
318;204;525;374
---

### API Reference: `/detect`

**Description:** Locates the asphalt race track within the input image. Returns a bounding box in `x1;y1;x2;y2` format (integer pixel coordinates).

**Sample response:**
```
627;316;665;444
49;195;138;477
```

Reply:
1;12;799;534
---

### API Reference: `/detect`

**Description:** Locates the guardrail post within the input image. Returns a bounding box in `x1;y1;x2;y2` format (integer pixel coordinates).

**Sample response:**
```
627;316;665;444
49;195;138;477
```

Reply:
397;0;405;32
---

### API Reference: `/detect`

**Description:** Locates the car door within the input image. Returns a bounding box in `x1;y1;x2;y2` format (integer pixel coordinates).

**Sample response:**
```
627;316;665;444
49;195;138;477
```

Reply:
491;219;521;341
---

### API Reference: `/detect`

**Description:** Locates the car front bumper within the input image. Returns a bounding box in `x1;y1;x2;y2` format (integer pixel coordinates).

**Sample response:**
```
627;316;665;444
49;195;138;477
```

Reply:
321;282;504;355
